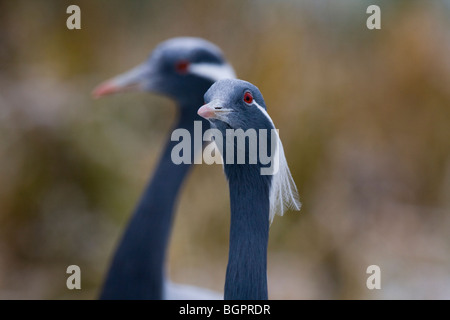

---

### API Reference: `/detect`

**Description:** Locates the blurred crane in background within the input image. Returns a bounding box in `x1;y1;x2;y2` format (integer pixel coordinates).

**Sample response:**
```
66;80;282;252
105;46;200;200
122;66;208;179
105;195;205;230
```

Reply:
92;37;235;299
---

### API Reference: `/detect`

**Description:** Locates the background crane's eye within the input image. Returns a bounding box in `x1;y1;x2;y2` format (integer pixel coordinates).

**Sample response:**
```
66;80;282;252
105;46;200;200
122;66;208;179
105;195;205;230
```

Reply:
243;92;253;104
175;60;189;74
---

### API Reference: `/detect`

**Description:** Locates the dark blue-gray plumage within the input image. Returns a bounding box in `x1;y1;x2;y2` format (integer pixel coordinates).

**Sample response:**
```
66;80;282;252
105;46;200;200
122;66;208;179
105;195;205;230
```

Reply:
93;37;235;300
198;79;301;300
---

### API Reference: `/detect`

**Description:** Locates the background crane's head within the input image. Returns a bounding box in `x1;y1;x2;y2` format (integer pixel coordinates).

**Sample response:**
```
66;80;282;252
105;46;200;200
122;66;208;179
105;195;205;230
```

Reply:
92;37;235;105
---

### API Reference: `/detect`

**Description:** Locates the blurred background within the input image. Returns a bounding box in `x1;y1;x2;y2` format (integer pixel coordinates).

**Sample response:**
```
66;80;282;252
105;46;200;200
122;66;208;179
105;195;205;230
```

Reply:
0;0;449;299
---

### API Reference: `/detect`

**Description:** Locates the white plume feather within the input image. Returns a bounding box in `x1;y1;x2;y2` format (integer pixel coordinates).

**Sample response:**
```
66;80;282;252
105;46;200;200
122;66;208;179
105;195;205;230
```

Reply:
268;131;301;223
252;101;301;223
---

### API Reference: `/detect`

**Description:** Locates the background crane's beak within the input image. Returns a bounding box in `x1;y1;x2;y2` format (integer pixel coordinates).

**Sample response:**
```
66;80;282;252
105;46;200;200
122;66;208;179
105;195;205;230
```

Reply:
92;63;153;99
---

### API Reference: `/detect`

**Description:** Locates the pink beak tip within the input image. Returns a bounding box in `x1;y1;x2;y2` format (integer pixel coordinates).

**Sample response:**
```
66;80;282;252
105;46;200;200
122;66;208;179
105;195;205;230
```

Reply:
91;81;118;99
198;105;215;119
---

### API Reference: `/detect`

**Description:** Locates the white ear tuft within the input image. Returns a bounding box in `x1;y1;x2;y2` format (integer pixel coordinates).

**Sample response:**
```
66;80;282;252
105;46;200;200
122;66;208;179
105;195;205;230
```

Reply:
268;130;302;224
252;101;301;223
188;62;236;82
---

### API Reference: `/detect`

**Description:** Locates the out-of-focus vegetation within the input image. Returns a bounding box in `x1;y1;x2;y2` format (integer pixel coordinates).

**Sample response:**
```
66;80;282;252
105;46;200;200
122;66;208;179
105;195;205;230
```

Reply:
0;0;449;299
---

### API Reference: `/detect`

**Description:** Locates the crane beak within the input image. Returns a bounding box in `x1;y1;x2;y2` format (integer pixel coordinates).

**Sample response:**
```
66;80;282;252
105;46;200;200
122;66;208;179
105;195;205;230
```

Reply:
197;104;218;119
198;101;232;121
92;63;153;99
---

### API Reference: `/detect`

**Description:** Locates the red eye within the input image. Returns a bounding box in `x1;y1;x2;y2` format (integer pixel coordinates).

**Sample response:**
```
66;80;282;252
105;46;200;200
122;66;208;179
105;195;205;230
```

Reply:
175;60;189;74
243;92;253;104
